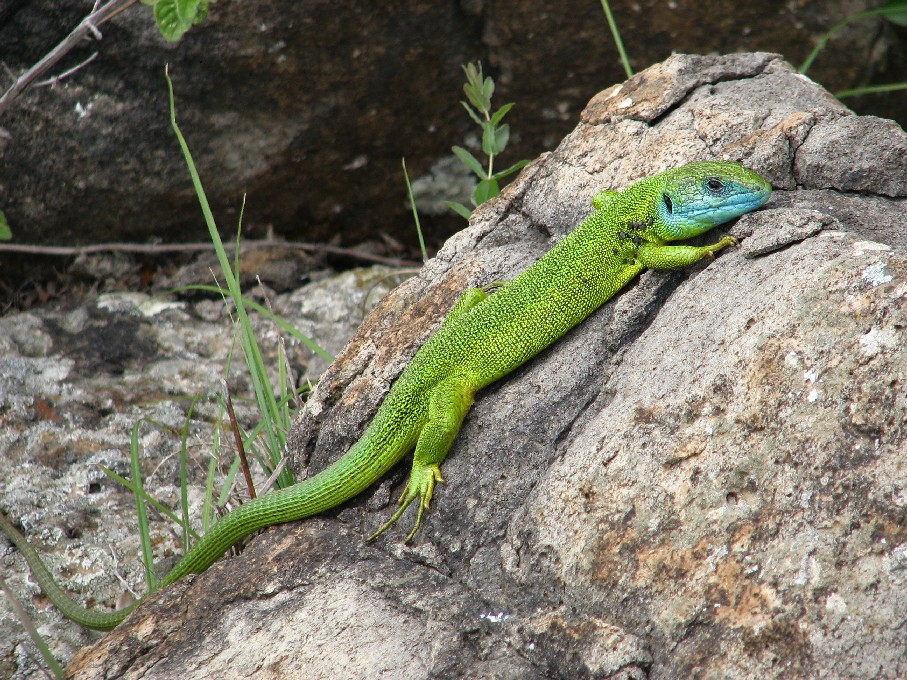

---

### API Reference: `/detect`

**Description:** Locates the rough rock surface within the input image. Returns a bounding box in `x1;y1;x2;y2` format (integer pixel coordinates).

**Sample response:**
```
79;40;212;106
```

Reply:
2;53;907;678
0;267;404;678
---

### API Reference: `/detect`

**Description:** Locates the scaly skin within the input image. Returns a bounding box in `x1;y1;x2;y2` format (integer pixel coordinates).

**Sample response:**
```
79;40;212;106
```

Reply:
0;161;771;630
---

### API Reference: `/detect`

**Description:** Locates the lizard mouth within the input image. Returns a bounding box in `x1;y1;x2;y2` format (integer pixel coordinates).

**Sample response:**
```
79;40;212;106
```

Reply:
662;177;771;239
677;181;771;219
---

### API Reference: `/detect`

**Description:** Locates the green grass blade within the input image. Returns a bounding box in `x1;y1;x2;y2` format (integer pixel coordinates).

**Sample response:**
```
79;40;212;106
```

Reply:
0;575;64;678
402;158;428;263
599;0;633;78
277;338;292;432
179;395;201;552
218;456;243;507
166;67;291;488
169;283;334;362
836;81;907;98
202;452;218;533
129;419;156;591
99;466;201;541
800;7;896;74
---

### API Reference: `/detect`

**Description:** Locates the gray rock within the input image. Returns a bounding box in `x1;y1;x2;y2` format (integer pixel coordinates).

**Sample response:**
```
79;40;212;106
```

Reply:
794;115;907;196
0;267;401;678
2;53;907;679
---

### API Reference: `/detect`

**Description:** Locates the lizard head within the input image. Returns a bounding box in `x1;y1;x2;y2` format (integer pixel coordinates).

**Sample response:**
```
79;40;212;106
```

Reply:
655;161;772;240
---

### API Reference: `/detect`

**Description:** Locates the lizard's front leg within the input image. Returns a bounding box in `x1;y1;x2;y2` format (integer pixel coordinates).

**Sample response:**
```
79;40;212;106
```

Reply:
637;237;737;270
441;281;508;328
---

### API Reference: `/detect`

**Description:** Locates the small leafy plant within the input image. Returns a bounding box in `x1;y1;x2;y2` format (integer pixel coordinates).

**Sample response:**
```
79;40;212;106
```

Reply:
143;0;218;42
446;63;529;219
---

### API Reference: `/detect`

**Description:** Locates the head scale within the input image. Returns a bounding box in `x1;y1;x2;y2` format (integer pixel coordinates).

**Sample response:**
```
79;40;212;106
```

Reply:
655;161;772;240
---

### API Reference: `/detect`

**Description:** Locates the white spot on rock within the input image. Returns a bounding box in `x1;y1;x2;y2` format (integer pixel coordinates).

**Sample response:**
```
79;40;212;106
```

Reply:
861;262;893;287
825;592;847;615
859;326;899;358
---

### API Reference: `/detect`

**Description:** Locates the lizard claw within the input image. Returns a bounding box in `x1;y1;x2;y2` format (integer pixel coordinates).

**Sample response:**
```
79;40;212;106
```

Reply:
367;464;444;542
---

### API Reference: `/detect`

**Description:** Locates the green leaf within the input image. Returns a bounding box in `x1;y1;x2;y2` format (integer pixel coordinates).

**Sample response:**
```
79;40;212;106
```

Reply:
481;122;498;156
473;178;499;206
462;63;485;112
881;0;907;25
482;76;495;106
836;81;907;98
445;200;473;219
193;1;209;25
462;62;491;113
460;100;484;126
489;102;514;126
176;0;201;21
155;0;193;41
0;210;11;240
494;124;510;153
490;159;530;181
462;62;480;87
452;145;486;178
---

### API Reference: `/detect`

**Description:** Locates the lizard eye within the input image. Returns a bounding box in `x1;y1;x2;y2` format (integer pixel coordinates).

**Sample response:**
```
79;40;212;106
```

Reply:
706;177;724;192
662;193;673;213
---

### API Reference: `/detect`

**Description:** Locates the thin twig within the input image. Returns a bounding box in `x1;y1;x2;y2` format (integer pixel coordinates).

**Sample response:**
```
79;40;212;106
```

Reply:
223;380;256;500
107;544;139;599
281;336;303;411
35;52;99;88
0;239;418;267
256;457;287;497
0;0;139;118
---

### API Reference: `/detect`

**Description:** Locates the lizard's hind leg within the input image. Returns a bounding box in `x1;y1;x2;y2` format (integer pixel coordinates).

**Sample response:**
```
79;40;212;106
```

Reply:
368;375;476;542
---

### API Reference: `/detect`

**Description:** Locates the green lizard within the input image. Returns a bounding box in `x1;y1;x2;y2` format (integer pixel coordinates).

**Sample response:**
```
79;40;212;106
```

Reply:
0;161;771;631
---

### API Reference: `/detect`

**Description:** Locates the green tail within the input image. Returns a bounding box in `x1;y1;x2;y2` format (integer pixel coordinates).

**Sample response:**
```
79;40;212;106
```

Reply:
0;404;419;631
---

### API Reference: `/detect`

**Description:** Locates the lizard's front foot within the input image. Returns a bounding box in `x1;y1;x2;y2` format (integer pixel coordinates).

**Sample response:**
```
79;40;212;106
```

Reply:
368;463;444;542
700;235;739;259
714;235;738;250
